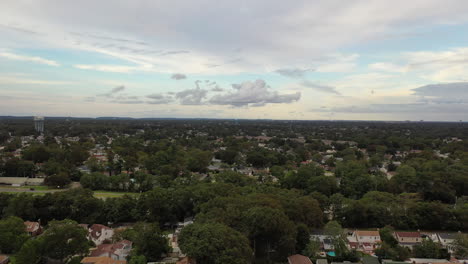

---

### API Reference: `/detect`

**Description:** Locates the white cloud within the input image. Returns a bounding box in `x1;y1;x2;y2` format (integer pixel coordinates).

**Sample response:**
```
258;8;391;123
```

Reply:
0;76;70;85
0;51;60;66
369;62;407;73
210;79;300;107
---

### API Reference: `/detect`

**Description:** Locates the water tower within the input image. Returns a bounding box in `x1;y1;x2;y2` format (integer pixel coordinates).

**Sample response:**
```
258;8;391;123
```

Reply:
34;116;44;133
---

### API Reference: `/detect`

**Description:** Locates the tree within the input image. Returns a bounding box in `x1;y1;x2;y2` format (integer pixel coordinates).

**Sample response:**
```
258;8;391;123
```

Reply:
128;255;147;264
412;239;448;259
15;238;43;264
0;216;29;253
116;222;169;262
179;222;253;264
302;238;321;258
379;226;398;246
295;223;310;253
44;172;71;188
451;233;468;259
244;206;296;261
40;219;90;263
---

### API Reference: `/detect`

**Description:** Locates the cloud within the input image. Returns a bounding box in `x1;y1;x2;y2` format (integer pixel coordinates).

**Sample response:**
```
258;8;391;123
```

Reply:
74;64;141;73
275;68;311;78
369;62;407;73
176;88;208;105
311;103;468;114
0;76;71;85
0;24;38;34
300;80;340;94
412;82;468;103
171;73;187;80
84;96;95;102
98;85;125;97
209;79;300;107
211;86;224;92
0;51;60;66
146;93;173;104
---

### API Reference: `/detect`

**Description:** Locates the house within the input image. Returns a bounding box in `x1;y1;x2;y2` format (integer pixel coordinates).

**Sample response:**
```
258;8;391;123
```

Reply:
310;230;335;251
81;256;126;264
352;230;381;253
316;259;328;264
0;255;9;264
362;256;380;264
88;224;114;245
24;221;42;236
288;254;313;264
408;259;450;264
394;231;421;248
436;233;457;252
176;257;196;264
89;240;132;261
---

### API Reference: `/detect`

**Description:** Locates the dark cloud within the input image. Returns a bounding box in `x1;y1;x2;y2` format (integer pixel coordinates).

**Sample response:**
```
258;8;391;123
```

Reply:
275;68;311;78
211;86;224;92
209;79;300;107
97;85;126;97
112;99;145;104
176;88;208;105
146;93;173;104
300;80;340;95
310;103;468;114
171;73;187;80
412;82;468;102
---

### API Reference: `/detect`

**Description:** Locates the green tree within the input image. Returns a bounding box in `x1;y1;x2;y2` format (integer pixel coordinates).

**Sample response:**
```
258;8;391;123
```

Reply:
412;239;448;259
179;222;253;264
15;238;43;264
452;233;468;258
0;216;29;253
128;255;147;264
116;222;169;262
40;219;90;263
44;172;71;188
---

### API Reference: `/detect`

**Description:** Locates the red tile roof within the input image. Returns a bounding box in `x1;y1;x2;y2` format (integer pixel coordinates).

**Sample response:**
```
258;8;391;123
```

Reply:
395;231;421;238
24;221;40;233
288;254;313;264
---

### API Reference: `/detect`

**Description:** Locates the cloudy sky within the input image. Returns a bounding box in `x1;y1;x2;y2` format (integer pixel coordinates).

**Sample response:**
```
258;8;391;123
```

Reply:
1;0;468;121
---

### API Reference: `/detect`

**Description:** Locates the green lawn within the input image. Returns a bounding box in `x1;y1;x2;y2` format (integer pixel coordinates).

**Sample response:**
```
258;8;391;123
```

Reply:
19;185;51;191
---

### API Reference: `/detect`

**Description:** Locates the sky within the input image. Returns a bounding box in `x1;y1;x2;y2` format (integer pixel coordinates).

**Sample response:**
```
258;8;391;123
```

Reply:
0;0;468;121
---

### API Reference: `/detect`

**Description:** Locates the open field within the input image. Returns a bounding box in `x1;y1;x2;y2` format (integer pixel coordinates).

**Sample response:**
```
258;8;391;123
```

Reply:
0;185;138;199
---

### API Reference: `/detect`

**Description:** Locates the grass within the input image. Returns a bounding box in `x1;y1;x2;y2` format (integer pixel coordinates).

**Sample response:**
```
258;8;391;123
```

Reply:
19;185;51;191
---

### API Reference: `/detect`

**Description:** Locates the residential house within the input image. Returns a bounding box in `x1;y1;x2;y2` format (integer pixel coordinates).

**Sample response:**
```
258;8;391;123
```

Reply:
176;257;196;264
0;255;9;264
352;230;381;253
24;221;42;236
89;240;132;261
316;259;328;264
310;230;335;251
288;254;313;264
88;224;114;246
362;256;380;264
394;231;421;248
81;256;126;264
436;233;457;253
408;259;450;264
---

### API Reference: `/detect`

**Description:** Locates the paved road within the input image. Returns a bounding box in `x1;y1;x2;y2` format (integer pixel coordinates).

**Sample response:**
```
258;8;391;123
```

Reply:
0;187;63;193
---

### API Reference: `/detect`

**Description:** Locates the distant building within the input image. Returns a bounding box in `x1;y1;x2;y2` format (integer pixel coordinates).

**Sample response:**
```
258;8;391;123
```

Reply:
34;116;44;133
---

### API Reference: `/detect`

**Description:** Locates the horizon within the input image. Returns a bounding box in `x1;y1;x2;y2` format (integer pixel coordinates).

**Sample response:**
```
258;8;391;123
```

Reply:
1;1;468;120
0;115;466;123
